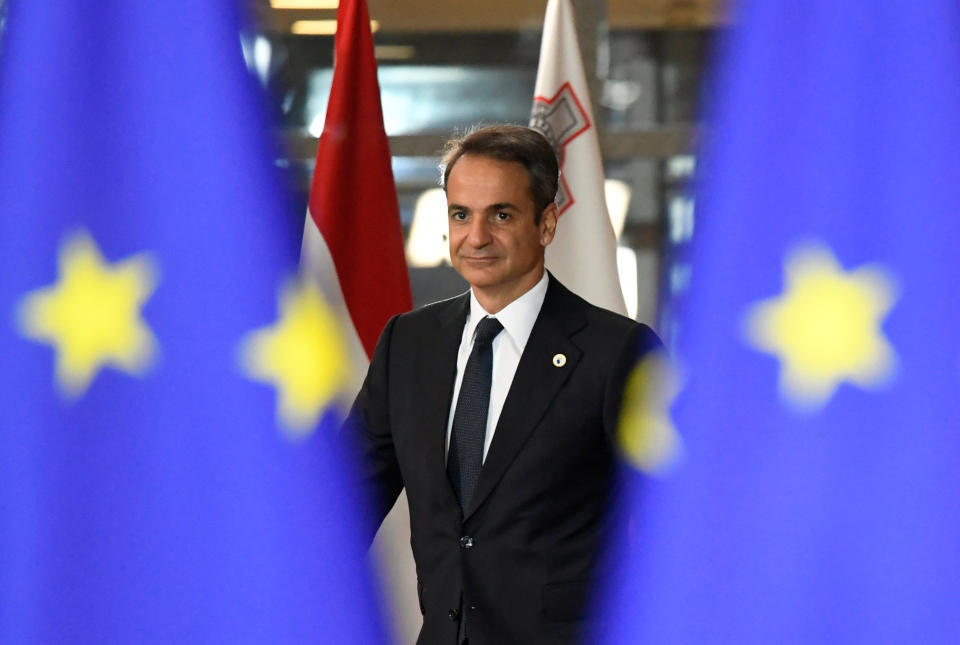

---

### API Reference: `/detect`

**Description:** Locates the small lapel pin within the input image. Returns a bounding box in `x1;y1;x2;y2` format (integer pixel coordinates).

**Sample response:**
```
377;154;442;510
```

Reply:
552;353;566;367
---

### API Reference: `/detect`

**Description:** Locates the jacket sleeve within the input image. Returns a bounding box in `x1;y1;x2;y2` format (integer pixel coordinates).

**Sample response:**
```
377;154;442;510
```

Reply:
343;314;404;548
602;322;665;442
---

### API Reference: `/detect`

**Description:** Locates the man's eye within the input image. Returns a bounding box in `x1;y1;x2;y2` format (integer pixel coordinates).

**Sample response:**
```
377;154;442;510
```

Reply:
451;211;466;221
495;211;510;221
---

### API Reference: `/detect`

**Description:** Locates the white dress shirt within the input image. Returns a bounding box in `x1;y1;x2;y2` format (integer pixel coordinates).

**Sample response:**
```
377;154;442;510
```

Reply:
445;272;549;463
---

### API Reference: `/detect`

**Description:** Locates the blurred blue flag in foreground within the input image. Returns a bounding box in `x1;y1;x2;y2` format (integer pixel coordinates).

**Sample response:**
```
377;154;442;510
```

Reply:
601;0;960;642
0;2;388;643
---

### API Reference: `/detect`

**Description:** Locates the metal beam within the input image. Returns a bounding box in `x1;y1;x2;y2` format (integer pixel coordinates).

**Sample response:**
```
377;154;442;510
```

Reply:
284;127;696;162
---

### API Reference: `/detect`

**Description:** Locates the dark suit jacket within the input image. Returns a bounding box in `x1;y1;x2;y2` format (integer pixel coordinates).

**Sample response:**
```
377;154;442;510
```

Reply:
347;275;661;645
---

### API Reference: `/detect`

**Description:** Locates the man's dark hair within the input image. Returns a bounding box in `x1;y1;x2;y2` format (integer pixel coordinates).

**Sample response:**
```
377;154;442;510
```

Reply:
440;124;559;223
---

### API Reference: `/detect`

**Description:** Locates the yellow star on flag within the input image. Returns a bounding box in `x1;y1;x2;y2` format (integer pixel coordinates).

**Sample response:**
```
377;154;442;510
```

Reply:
618;351;682;474
238;280;349;436
744;244;897;410
16;231;158;398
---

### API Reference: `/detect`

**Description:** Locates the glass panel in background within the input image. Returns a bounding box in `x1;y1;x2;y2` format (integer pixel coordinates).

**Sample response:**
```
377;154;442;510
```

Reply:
658;30;709;125
659;154;697;347
600;30;709;131
305;67;537;137
271;32;542;135
0;0;7;46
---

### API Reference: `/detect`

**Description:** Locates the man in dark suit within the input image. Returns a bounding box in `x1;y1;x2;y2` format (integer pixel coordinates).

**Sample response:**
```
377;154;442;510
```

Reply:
347;125;661;644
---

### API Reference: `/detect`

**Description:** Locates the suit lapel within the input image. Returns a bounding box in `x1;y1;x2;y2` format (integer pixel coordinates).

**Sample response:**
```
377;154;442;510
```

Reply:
464;277;586;521
419;293;469;506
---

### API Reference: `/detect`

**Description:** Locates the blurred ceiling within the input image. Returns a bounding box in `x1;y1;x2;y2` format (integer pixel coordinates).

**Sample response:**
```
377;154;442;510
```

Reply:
258;0;726;34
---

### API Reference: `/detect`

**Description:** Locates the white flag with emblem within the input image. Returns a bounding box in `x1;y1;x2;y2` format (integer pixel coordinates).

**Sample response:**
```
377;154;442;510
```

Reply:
530;0;627;316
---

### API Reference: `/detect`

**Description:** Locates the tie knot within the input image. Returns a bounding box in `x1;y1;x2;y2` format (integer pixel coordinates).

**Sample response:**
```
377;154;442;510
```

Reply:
473;317;503;347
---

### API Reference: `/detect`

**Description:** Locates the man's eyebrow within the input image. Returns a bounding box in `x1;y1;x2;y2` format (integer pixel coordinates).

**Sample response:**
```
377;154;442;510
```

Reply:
447;202;520;213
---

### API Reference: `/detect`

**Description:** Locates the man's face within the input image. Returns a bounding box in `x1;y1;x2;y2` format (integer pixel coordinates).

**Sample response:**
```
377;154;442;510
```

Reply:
446;154;557;309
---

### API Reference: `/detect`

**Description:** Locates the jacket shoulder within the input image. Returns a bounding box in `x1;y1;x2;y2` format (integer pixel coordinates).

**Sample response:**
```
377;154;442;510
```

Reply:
548;277;660;350
380;291;468;345
405;291;467;317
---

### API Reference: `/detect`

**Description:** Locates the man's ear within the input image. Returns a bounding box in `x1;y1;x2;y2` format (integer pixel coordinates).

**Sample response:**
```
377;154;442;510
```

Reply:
539;203;559;247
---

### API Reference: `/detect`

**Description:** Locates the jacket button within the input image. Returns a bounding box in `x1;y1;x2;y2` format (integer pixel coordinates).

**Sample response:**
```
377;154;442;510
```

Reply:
459;536;474;549
448;608;459;621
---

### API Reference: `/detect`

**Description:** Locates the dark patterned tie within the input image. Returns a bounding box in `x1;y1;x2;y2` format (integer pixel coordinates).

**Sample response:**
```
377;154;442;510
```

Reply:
447;316;503;513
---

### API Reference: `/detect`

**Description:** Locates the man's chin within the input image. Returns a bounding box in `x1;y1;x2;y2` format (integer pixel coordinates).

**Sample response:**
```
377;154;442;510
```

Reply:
457;268;502;290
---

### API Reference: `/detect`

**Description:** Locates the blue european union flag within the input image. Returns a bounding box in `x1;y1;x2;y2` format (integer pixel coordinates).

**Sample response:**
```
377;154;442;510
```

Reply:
599;0;960;642
0;2;388;643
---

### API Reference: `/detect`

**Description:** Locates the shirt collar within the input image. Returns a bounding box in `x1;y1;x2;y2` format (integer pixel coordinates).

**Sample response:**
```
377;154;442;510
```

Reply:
466;271;549;351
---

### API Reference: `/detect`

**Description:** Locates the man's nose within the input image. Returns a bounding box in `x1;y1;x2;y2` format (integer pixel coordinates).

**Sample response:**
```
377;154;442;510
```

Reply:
466;216;492;247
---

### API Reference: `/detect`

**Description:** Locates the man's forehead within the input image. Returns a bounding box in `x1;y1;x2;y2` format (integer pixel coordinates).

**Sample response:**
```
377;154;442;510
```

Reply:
447;155;532;193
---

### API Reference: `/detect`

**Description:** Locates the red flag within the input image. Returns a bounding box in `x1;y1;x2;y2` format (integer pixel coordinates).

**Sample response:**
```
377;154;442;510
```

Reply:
297;3;418;642
302;0;412;363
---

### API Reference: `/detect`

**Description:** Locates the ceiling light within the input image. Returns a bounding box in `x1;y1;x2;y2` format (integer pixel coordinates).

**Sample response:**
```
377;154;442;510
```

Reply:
271;0;338;9
290;19;380;35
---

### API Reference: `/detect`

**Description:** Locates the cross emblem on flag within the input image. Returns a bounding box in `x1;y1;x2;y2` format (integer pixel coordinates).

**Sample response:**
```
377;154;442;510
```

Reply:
531;81;590;213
